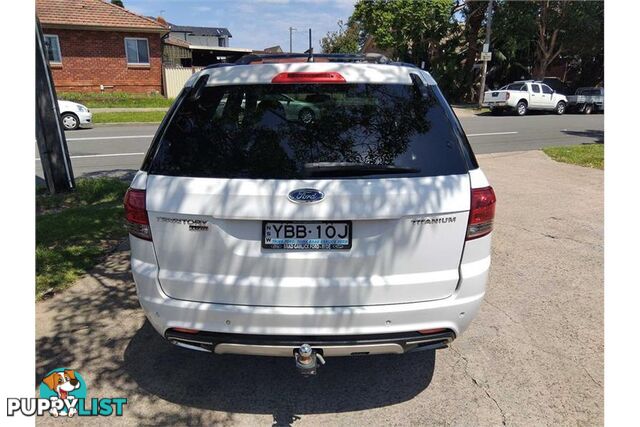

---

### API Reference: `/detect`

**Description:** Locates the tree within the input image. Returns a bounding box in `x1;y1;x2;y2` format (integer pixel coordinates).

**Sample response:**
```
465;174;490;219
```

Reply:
111;0;124;8
458;0;489;101
329;0;603;101
491;1;603;88
321;20;361;54
351;0;456;65
350;0;461;96
532;1;569;78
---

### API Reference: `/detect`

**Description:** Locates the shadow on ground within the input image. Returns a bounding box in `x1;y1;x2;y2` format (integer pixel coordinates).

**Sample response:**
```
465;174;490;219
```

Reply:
124;322;435;419
80;168;138;181
36;243;436;425
562;129;604;143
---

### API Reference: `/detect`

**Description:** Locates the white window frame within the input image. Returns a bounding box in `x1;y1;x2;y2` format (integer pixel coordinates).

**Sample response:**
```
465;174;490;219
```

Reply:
43;34;62;64
124;37;150;65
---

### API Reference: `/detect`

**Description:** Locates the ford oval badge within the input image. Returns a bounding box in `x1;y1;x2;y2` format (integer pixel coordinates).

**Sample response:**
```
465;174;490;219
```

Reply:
288;188;325;204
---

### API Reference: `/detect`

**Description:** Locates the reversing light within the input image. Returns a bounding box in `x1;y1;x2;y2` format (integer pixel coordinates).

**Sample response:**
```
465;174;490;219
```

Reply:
271;72;346;84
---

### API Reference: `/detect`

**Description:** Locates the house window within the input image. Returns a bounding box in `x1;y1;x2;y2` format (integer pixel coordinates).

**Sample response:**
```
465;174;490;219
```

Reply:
43;34;62;63
218;37;227;47
125;38;150;64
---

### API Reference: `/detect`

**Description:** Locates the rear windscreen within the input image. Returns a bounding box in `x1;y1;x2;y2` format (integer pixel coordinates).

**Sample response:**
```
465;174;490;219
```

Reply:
148;82;469;179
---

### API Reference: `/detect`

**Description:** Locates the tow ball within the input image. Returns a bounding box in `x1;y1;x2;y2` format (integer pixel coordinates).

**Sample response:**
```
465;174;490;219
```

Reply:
295;344;325;376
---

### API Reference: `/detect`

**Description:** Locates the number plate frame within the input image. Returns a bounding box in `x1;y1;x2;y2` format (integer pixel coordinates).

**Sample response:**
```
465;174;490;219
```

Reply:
261;221;352;250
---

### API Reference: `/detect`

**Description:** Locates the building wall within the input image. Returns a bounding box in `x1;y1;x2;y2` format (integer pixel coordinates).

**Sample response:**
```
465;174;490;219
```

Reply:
42;28;165;94
169;32;227;47
163;44;192;67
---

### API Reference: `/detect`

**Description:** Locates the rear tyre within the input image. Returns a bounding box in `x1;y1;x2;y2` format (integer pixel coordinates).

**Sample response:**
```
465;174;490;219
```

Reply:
490;107;503;116
555;101;566;115
583;104;593;115
61;113;79;130
516;101;527;116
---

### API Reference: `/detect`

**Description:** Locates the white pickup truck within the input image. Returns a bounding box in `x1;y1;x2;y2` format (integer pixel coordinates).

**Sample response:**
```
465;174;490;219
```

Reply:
483;80;568;116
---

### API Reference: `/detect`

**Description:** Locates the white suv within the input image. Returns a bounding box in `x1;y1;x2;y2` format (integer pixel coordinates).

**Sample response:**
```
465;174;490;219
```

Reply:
125;55;495;372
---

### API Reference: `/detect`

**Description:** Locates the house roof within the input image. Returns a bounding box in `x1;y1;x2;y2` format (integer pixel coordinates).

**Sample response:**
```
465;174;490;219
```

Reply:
164;37;190;48
169;24;232;38
264;45;283;53
36;0;168;32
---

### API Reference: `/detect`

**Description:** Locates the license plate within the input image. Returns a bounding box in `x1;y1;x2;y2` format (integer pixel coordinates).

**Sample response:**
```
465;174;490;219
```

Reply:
262;221;352;250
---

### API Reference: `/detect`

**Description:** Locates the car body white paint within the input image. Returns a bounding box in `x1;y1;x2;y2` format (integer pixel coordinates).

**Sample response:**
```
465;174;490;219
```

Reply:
483;80;568;114
129;62;493;357
57;100;93;129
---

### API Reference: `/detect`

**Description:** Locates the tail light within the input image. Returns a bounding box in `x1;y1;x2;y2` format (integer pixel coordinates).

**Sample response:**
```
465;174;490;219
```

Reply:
467;186;496;240
124;188;151;241
506;92;510;100
272;72;346;84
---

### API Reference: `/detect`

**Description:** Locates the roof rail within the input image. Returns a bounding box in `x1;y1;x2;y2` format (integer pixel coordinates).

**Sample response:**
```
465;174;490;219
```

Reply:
234;53;394;65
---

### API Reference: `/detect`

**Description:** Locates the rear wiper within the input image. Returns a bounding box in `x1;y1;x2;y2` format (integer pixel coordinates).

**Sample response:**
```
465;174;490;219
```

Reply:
304;162;420;177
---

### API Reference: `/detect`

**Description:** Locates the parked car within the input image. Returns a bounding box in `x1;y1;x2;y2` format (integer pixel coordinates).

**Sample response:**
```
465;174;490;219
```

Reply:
125;54;495;374
483;80;568;116
57;100;92;130
216;93;329;124
567;87;604;114
263;93;326;124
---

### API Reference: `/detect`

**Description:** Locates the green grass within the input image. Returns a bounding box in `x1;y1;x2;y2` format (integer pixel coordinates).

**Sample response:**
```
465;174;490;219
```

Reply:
58;91;174;108
93;111;167;123
543;144;604;169
36;178;130;298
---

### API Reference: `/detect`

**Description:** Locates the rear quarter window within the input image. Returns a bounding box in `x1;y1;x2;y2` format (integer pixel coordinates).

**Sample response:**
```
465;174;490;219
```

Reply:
147;80;471;179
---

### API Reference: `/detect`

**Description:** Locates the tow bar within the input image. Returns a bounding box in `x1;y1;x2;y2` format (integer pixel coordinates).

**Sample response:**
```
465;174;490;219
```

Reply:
295;344;325;376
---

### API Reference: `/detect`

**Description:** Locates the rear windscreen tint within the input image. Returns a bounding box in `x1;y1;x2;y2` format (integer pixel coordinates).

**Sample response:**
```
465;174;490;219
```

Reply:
148;82;469;179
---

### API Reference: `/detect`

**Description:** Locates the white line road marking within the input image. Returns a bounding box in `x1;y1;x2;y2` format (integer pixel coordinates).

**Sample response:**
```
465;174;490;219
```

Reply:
66;135;155;141
36;152;145;161
466;131;518;137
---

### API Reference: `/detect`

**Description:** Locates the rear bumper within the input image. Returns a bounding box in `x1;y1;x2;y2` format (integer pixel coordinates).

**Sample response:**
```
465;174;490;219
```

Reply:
165;329;455;356
130;234;491;355
483;101;508;108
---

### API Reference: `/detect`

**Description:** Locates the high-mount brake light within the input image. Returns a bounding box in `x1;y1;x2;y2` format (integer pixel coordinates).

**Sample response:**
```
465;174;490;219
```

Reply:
271;72;346;84
124;188;152;241
466;186;496;240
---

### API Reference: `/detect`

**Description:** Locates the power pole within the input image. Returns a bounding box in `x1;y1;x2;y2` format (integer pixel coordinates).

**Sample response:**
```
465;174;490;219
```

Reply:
477;0;494;108
289;26;297;53
36;17;75;193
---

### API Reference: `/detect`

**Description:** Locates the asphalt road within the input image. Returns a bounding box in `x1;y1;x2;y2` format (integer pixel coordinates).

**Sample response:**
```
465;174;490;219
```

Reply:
36;113;604;179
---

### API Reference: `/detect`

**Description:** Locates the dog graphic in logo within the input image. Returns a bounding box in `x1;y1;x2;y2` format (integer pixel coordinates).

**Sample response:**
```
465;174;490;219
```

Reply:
40;368;86;417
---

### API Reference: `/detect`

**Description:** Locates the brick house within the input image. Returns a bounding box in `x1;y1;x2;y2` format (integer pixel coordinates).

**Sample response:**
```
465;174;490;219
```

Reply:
36;0;168;94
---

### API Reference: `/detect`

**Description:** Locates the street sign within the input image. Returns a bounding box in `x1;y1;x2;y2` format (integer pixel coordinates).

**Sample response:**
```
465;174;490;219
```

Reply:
479;52;492;62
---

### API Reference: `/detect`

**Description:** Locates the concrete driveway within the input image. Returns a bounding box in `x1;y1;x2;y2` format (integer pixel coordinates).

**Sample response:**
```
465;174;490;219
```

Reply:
36;150;603;426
